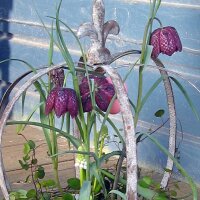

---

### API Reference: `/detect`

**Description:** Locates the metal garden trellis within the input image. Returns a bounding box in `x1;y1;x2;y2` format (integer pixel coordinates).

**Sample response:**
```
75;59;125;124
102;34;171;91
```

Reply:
0;0;177;199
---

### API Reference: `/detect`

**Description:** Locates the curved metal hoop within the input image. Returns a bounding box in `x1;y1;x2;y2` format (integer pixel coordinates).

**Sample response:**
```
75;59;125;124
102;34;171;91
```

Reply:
0;52;176;200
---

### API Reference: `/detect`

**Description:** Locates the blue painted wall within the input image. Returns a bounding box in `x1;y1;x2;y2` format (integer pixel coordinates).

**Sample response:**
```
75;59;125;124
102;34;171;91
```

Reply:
0;0;200;184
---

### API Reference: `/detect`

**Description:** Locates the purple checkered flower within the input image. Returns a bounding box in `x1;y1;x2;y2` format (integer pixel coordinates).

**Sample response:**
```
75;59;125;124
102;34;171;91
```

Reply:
45;87;78;118
150;26;182;59
79;75;115;112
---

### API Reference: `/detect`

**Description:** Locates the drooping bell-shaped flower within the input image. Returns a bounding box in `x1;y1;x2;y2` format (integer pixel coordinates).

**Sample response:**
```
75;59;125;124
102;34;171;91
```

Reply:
79;75;115;112
150;26;182;59
45;87;78;118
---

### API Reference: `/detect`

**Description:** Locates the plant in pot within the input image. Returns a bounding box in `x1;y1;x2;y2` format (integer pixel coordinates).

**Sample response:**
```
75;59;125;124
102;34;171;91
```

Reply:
0;0;199;200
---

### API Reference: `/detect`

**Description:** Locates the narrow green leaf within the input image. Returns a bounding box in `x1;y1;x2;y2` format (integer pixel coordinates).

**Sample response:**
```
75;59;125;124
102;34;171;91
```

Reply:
60;115;65;131
140;77;163;112
141;132;198;200
39;94;52;155
48;22;54;65
16;102;44;134
144;45;153;68
97;108;125;146
108;190;126;200
75;117;84;140
7;121;81;148
79;181;91;200
34;81;46;101
129;99;136;113
138;176;153;188
99;151;122;166
101;125;108;137
101;169;160;199
90;163;106;194
55;1;74;72
170;76;200;121
65;112;71;148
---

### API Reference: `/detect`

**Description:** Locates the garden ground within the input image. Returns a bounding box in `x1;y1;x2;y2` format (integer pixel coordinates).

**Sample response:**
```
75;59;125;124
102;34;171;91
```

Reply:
1;125;199;199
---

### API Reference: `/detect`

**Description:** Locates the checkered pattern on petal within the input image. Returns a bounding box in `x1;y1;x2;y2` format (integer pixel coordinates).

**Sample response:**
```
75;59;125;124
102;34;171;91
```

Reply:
160;28;177;56
79;75;115;112
45;88;58;115
150;26;182;58
166;26;182;52
67;89;79;118
45;87;79;118
150;28;161;58
54;88;68;118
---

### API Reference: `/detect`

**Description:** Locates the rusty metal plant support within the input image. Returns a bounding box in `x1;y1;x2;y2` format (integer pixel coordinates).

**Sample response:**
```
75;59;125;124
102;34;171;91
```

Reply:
0;1;178;199
77;0;176;193
0;61;139;199
154;58;177;189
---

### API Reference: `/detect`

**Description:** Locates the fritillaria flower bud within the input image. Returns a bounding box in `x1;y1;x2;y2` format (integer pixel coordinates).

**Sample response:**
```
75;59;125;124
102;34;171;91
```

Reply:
79;75;115;112
45;87;78;118
150;26;182;59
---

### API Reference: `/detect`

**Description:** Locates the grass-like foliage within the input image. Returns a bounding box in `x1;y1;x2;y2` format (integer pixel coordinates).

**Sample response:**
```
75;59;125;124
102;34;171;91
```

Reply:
0;0;199;200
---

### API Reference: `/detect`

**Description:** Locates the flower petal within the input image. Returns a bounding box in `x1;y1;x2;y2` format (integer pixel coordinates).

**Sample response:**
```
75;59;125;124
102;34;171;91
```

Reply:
45;88;58;115
54;88;68;118
150;28;161;58
166;26;182;52
100;83;115;97
67;89;79;118
160;27;177;56
79;81;90;96
95;88;113;111
81;93;92;112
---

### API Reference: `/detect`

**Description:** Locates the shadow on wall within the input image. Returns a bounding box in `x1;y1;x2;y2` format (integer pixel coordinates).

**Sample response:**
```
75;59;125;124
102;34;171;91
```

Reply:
0;0;13;117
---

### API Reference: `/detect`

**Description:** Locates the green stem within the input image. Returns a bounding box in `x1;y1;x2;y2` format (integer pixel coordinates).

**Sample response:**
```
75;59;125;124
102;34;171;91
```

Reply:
84;113;91;181
80;168;86;186
85;144;90;181
93;129;106;193
93;116;98;157
135;0;160;127
49;113;63;194
134;67;143;127
73;76;87;138
53;160;63;193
